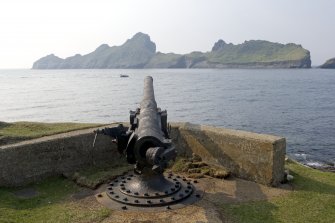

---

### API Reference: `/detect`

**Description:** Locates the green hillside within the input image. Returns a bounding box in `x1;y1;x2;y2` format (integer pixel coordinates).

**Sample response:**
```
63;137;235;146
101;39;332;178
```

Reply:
208;40;310;64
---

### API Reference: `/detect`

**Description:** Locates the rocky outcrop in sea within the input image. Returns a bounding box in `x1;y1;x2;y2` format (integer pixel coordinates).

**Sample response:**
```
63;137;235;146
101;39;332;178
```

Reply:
320;58;335;69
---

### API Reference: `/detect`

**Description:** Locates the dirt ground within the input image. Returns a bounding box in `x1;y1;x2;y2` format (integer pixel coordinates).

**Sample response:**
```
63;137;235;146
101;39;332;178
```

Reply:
70;175;292;223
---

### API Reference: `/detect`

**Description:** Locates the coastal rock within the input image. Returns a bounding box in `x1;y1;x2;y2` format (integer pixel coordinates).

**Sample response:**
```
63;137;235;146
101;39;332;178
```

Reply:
32;32;156;69
32;54;64;69
320;57;335;69
32;33;311;69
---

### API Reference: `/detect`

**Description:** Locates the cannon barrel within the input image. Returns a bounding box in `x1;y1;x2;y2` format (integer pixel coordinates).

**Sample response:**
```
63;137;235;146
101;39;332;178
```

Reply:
133;77;167;165
136;76;163;145
128;76;174;173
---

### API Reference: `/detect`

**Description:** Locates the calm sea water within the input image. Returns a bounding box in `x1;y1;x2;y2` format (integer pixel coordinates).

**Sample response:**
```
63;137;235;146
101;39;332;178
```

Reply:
0;69;335;167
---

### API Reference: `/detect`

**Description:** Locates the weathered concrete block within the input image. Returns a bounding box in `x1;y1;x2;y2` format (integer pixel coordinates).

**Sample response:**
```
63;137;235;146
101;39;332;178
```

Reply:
0;126;119;187
173;123;286;186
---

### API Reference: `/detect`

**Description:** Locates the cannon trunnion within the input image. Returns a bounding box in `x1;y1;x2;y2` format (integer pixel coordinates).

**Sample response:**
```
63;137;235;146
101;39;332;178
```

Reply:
95;76;203;211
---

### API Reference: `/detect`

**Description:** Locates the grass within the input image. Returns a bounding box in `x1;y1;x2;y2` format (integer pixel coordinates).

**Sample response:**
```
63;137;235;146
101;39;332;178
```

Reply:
223;160;335;223
0;162;135;223
0;177;110;223
0;160;334;222
0;121;104;145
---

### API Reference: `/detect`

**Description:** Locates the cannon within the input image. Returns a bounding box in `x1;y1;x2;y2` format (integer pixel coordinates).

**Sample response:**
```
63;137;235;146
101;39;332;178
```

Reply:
94;76;202;211
93;76;176;174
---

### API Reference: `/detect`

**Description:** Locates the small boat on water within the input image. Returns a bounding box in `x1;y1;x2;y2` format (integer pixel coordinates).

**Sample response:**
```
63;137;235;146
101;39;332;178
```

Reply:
120;74;129;78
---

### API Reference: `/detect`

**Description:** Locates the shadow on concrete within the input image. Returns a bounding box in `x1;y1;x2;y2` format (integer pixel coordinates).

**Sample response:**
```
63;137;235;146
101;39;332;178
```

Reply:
174;123;280;222
175;123;255;183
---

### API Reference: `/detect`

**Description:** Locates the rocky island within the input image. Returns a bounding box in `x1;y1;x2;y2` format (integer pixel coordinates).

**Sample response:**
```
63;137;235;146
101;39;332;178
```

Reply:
32;32;311;69
320;57;335;69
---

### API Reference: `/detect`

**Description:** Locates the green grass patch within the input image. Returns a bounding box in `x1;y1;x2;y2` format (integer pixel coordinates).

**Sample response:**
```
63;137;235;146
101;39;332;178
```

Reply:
68;163;133;189
0;163;135;222
208;41;308;64
0;121;105;145
223;160;335;223
0;177;110;223
0;159;334;222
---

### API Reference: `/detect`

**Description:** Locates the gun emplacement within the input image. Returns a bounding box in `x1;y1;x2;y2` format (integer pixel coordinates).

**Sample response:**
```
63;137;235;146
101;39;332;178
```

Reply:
94;76;202;211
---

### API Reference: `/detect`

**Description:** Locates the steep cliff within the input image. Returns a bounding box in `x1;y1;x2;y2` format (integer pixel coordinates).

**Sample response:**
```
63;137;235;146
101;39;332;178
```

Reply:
33;32;156;69
32;54;64;69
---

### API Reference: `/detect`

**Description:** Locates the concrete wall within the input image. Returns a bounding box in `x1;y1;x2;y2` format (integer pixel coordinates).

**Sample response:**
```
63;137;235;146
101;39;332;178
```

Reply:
0;125;121;187
172;123;286;186
0;122;286;187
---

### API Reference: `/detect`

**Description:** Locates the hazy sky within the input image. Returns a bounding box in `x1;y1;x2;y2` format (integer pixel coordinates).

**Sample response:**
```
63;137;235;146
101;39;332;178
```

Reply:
0;0;334;68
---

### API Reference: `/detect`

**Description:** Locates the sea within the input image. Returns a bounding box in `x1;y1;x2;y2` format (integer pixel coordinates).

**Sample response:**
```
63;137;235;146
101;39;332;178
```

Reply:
0;69;334;168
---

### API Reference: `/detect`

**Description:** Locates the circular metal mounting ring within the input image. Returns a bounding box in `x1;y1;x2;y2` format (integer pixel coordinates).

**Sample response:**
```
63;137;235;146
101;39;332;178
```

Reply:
96;171;204;211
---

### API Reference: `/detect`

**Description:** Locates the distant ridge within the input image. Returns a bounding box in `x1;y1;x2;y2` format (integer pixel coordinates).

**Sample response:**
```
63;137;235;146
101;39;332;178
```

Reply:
32;32;311;69
320;57;335;69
